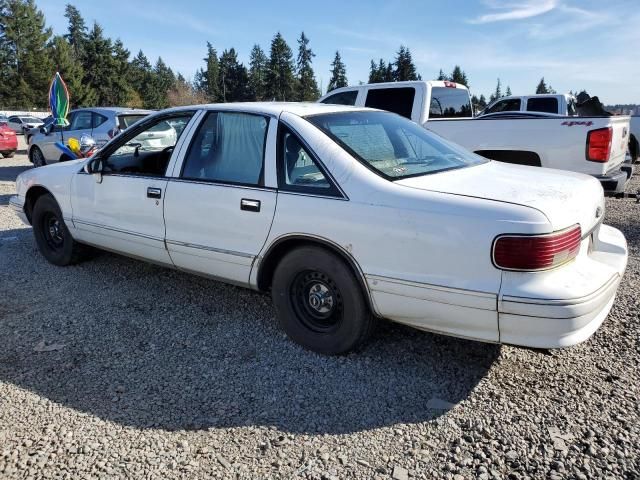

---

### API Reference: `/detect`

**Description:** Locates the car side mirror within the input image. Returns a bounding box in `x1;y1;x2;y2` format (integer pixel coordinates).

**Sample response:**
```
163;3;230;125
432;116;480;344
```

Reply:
85;158;103;184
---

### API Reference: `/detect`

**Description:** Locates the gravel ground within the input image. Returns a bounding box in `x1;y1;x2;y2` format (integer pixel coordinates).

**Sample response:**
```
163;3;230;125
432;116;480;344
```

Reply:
0;137;639;480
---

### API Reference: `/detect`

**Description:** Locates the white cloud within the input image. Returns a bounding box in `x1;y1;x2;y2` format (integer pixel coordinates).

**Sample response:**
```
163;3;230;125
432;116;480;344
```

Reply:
470;0;558;24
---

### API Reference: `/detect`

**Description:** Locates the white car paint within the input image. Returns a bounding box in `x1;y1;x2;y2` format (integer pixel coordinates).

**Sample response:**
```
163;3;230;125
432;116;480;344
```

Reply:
319;81;632;193
10;103;628;349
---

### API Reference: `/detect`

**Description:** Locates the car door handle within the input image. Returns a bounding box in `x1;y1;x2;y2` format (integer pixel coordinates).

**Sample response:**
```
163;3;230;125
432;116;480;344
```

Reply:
240;198;260;212
147;187;162;199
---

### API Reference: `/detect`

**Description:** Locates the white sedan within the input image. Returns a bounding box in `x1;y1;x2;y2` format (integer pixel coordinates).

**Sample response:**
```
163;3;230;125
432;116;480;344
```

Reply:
10;103;628;354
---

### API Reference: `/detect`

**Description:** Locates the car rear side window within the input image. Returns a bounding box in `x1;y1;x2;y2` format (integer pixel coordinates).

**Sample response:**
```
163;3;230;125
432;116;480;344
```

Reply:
526;97;558;114
321;90;358;106
364;87;415;119
181;111;268;186
429;87;473;118
117;114;147;129
92;112;108;128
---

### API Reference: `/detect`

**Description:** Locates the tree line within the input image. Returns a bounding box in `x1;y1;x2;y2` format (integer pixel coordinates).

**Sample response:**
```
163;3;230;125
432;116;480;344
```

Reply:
0;0;564;111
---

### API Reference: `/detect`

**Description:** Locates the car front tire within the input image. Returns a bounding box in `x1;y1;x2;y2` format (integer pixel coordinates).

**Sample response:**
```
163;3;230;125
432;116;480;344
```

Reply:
271;246;374;355
32;194;88;266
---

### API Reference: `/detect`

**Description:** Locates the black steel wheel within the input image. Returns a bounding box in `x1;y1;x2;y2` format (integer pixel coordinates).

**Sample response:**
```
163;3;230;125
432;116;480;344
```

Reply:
271;246;374;355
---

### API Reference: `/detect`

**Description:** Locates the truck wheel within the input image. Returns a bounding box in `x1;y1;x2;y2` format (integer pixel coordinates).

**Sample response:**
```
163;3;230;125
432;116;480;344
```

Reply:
32;194;88;266
271;246;374;355
30;146;45;167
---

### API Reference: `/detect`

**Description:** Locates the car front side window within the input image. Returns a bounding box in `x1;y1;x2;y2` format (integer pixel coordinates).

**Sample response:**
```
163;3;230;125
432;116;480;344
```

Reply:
99;113;194;177
181;111;268;186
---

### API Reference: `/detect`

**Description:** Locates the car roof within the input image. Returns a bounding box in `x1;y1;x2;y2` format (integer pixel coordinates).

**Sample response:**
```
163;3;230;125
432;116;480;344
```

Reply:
71;107;154;115
160;102;371;118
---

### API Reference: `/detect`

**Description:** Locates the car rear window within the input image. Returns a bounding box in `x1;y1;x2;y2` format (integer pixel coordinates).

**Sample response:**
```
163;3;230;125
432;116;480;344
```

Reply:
117;114;147;129
321;90;358;106
429;87;473;118
307;110;486;180
364;87;415;119
526;97;559;114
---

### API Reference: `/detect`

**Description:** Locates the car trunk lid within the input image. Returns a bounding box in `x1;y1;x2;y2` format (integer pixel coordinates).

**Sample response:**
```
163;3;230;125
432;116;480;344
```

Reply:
396;161;604;234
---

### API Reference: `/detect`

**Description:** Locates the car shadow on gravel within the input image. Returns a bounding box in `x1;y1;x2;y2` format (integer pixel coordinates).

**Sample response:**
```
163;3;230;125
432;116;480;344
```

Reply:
0;164;31;181
0;228;500;435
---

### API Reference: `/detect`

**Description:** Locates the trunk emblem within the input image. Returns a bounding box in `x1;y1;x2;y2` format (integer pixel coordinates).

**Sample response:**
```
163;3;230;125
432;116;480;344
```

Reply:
596;206;603;218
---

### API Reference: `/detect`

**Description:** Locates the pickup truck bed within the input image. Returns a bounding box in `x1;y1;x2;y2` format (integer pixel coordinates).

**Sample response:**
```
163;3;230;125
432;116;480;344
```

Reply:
426;114;632;193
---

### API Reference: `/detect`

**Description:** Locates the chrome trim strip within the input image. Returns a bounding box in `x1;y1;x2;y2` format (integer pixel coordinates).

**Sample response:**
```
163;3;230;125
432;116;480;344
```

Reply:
165;239;254;259
74;219;164;242
365;274;496;298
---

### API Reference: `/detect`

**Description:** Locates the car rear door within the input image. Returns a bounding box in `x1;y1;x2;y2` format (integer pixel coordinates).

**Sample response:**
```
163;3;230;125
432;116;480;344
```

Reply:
163;110;277;286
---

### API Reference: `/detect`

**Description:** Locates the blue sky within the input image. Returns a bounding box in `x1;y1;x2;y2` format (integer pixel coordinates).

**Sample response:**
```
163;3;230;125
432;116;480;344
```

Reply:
38;0;640;104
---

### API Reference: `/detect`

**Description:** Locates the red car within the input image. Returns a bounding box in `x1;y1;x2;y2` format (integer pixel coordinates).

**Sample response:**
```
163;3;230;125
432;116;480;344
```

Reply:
0;121;17;158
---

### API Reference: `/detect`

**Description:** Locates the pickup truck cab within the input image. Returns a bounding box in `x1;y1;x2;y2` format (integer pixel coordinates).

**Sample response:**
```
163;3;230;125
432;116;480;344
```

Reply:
480;94;577;116
319;82;632;194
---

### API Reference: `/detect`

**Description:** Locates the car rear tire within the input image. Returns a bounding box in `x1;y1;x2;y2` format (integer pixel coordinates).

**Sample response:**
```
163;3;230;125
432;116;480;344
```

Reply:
32;194;88;266
30;146;45;167
271;246;374;355
1;151;14;158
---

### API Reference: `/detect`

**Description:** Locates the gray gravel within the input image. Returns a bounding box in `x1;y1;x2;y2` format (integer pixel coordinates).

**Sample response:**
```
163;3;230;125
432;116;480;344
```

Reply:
1;137;639;479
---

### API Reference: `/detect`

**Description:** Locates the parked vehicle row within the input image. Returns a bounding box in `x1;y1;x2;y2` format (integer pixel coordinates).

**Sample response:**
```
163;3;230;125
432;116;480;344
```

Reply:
10;103;628;355
27;107;153;167
319;81;633;194
6;115;44;135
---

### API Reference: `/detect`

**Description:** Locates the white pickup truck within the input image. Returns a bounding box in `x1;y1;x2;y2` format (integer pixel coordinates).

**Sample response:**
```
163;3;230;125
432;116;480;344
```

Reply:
480;93;639;162
318;81;633;194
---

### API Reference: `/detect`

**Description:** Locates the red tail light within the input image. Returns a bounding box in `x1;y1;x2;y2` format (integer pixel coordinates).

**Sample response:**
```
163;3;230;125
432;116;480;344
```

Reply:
444;81;457;88
586;127;612;162
493;225;582;271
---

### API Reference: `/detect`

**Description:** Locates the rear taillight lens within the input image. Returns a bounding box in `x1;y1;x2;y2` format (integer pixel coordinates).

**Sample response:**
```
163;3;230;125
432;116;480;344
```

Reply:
493;225;582;271
586;127;612;162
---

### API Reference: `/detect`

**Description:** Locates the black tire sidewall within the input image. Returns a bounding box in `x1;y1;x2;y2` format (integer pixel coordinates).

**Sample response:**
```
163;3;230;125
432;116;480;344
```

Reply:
271;246;370;355
32;194;76;266
31;147;44;167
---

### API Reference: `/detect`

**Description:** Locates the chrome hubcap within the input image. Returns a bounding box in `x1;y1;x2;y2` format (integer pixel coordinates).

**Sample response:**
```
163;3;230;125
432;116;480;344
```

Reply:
308;282;334;313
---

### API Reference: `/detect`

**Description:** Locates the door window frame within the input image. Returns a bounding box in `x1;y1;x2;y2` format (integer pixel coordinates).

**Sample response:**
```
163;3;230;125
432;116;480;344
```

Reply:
88;110;198;178
276;122;345;199
178;110;271;189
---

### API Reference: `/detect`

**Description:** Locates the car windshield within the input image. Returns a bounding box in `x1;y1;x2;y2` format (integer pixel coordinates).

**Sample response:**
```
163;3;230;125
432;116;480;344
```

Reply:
307;110;486;180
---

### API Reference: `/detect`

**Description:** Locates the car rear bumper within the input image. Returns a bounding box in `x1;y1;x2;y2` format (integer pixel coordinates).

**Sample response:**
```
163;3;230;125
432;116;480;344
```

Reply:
594;161;633;194
498;224;627;348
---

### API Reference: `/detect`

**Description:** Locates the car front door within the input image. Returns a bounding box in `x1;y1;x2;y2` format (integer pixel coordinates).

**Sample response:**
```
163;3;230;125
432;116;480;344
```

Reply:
163;110;277;285
70;111;197;265
39;112;74;161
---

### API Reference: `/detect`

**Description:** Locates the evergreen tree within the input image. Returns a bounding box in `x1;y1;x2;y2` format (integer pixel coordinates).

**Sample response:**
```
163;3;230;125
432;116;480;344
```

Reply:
168;73;208;106
535;77;548;94
295;32;319;101
327;50;347;92
0;0;53;108
110;39;132;106
49;35;95;107
368;60;380;83
393;45;419;81
203;42;220;102
151;56;175;108
63;4;87;59
505;86;512;96
489;78;502;102
266;32;296;101
478;94;487;109
248;44;268;100
218;48;249;102
437;69;446;81
449;65;468;87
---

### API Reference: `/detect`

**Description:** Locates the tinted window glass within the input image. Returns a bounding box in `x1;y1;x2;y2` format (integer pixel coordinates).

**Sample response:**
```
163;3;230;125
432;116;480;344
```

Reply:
307;111;486;180
281;128;331;190
526;97;558;114
92;112;108;128
70;111;93;130
364;88;415;119
321;90;358;106
182;112;268;185
429;87;473;118
485;98;521;114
